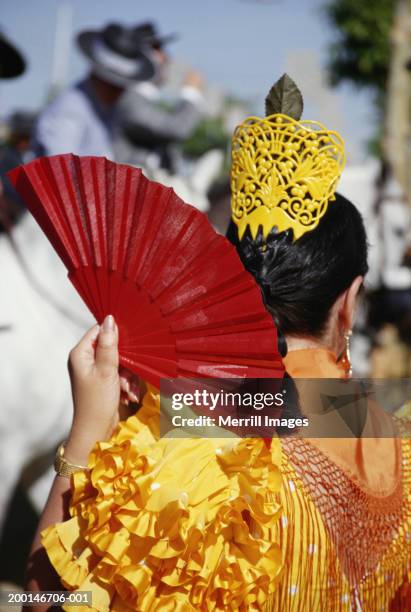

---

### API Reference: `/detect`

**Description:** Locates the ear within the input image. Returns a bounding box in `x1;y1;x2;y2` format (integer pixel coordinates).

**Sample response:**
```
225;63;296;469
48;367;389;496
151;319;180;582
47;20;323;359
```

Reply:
338;275;363;331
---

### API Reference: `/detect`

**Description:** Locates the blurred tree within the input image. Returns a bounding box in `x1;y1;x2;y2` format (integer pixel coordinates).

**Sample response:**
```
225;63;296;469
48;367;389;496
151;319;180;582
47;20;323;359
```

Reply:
326;0;411;206
325;0;396;103
182;116;229;160
325;0;411;199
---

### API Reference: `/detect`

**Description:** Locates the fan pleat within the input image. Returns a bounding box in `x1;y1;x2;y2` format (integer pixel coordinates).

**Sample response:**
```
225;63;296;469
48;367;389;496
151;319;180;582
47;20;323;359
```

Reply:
8;154;285;387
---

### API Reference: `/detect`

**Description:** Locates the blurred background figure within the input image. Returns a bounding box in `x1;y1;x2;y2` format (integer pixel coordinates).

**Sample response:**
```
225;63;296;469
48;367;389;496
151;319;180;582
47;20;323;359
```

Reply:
114;22;203;174
0;110;36;231
0;31;27;231
33;23;154;158
0;110;36;169
113;22;220;212
367;164;411;378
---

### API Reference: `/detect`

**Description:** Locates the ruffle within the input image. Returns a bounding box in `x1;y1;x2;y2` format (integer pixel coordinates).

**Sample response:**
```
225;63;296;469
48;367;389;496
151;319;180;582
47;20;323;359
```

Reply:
41;386;283;611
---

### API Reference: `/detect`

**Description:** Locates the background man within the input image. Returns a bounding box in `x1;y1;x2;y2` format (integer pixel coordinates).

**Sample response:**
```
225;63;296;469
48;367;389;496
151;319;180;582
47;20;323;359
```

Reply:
33;23;154;158
114;22;204;174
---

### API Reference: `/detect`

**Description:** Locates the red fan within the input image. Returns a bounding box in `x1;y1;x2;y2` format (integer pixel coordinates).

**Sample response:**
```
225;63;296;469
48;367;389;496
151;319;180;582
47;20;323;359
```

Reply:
9;154;284;387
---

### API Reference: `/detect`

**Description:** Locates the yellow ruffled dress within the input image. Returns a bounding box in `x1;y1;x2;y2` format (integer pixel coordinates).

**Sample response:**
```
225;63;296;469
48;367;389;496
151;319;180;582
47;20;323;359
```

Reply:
42;385;284;611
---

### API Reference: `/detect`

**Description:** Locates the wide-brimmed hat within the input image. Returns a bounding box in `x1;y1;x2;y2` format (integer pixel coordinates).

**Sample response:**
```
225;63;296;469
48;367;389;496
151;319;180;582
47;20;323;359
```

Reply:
0;31;26;79
77;23;155;87
131;22;178;50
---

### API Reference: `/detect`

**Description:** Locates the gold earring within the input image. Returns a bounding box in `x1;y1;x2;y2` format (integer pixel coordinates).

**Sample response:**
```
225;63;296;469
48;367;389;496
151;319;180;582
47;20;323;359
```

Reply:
340;330;353;378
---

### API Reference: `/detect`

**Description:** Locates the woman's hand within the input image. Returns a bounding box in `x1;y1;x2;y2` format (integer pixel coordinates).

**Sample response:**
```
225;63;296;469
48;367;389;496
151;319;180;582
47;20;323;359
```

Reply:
65;315;137;466
25;316;141;607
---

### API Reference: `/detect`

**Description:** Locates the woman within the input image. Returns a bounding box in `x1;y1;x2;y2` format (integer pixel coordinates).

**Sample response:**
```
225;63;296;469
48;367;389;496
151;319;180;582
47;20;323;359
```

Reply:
229;194;411;610
26;79;411;611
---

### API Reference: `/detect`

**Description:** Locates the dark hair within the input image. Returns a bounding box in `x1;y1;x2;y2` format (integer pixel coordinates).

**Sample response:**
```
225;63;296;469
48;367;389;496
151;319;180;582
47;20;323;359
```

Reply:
227;193;368;339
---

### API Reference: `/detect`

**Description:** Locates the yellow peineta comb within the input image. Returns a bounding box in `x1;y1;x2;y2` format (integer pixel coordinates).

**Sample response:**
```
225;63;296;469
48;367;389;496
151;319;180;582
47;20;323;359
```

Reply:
231;113;346;240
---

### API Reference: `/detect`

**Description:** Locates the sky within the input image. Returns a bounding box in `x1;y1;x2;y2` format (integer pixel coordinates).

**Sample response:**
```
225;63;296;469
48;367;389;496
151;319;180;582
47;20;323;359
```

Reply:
1;0;376;162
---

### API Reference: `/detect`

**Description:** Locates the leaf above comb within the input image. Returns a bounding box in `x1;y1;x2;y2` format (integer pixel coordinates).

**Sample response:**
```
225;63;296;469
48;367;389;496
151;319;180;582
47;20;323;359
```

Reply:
265;74;304;120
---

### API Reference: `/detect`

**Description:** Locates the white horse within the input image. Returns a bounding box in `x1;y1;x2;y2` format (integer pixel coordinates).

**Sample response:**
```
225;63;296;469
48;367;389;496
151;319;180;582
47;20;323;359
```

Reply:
143;149;224;213
0;211;91;530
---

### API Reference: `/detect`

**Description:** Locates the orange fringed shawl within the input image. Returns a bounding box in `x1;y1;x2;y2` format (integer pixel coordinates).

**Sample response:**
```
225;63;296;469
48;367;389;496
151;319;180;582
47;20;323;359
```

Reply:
265;349;411;611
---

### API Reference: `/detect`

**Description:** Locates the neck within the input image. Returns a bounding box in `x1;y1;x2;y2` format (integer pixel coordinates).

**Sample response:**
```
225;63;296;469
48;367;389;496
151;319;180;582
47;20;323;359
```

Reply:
89;74;123;107
285;336;327;352
285;334;342;359
285;311;344;357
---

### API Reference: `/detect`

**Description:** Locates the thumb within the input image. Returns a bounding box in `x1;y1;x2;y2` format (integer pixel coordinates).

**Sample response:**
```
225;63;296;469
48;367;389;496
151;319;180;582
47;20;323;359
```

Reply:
95;315;119;377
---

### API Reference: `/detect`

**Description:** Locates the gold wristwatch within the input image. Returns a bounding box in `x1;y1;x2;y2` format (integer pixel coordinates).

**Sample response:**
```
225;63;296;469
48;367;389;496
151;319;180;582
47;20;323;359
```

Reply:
54;442;88;478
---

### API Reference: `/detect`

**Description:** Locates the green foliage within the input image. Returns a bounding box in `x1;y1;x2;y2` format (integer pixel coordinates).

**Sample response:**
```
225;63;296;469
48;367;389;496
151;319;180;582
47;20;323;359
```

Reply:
182;116;229;159
325;0;396;95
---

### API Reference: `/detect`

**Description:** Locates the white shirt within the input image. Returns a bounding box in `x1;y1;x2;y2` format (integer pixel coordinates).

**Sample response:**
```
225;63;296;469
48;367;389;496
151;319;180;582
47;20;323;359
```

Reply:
34;78;115;158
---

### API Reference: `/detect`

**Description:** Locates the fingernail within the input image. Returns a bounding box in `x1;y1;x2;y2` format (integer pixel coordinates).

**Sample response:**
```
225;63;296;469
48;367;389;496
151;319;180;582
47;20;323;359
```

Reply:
103;315;115;332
